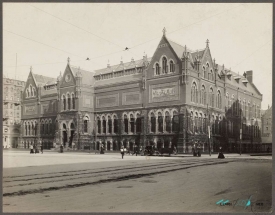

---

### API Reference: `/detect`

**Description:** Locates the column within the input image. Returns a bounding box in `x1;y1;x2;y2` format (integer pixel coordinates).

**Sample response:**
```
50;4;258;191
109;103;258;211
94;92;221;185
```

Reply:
67;129;70;148
170;117;173;133
155;117;158;134
162;140;164;148
169;141;172;148
106;120;109;134
128;117;131;134
100;120;103;135
112;119;114;134
134;118;136;134
163;117;166;133
110;140;113;151
127;140;130;149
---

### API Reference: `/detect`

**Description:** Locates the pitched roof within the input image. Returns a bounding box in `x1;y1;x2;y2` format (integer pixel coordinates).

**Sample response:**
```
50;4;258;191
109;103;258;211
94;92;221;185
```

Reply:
94;57;152;76
94;73;142;87
167;39;195;59
69;65;95;86
32;73;56;86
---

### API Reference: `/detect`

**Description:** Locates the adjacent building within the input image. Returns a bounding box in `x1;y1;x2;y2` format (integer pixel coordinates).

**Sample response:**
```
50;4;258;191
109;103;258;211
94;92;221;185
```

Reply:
261;105;272;152
3;76;25;148
20;30;263;153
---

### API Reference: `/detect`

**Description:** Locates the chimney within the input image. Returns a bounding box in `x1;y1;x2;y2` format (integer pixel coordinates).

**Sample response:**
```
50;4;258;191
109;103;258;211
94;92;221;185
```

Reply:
246;70;253;83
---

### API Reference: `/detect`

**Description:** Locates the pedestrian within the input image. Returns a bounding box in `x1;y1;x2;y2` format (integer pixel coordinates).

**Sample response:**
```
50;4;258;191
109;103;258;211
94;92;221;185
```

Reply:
72;142;75;150
34;144;37;154
40;142;43;154
120;146;125;159
135;145;138;156
60;144;64;153
30;144;34;154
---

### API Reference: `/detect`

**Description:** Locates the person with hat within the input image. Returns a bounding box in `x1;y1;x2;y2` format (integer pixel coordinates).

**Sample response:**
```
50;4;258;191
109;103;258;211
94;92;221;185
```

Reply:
120;145;125;159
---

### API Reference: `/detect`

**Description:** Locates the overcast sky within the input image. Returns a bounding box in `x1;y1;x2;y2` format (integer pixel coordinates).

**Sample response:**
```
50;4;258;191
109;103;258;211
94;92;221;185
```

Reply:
3;3;272;109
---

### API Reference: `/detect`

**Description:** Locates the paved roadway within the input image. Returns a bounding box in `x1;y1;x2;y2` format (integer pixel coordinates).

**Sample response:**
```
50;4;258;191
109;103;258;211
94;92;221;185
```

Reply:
3;150;273;213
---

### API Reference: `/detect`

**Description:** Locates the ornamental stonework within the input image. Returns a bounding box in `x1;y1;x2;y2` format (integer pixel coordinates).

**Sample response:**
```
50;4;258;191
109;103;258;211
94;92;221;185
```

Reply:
149;81;180;103
24;104;37;115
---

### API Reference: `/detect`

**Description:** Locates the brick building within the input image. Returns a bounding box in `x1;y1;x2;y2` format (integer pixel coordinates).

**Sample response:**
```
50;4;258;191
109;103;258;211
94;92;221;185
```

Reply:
3;77;25;148
261;106;272;152
20;30;263;153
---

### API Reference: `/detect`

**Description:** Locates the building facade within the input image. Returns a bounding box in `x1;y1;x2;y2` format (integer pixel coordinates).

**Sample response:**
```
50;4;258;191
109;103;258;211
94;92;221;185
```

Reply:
3;77;25;148
20;31;263;153
261;106;272;152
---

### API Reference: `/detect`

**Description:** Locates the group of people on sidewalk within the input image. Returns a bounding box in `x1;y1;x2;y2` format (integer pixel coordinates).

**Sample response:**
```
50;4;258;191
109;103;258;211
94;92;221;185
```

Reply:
120;145;142;159
30;142;43;154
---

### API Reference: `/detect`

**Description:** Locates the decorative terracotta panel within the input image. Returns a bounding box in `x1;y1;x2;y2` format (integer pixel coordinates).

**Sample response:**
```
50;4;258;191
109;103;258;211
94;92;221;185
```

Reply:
96;94;119;108
122;92;141;105
149;81;179;103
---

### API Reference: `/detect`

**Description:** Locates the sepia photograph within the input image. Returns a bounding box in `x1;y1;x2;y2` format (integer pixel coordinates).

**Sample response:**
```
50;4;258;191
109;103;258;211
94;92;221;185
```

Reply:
2;2;273;213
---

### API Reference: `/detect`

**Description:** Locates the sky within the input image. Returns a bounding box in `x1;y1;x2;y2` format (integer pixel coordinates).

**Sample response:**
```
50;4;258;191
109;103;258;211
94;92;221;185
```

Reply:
3;3;272;109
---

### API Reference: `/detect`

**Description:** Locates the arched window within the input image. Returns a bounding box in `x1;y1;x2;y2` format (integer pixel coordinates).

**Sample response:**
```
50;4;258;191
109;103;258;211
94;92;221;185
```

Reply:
165;111;171;132
108;116;112;134
155;63;160;75
172;111;179;132
210;70;214;81
209;88;214;107
169;60;175;73
199;113;202;133
72;93;75;109
203;66;206;78
83;116;89;133
136;114;141;133
113;115;118;134
150;112;156;133
162;57;167;74
67;94;71;110
26;89;29;98
158;112;163;132
25;122;27;136
97;117;101;134
102;116;106;134
194;112;198;133
130;114;135;133
191;82;198;103
124;114;128;133
201;85;206;105
62;95;66;110
28;122;31;136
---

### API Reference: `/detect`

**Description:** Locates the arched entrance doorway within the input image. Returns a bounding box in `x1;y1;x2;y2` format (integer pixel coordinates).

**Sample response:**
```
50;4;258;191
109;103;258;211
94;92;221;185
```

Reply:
62;123;67;145
69;123;75;147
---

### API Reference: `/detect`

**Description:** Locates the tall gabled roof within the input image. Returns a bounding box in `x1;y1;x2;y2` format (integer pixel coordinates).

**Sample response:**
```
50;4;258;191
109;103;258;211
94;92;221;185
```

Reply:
69;65;95;86
32;73;56;86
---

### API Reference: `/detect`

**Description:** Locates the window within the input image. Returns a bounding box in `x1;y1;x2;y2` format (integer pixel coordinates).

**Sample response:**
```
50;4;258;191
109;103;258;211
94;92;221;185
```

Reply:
107;116;112;133
209;88;214;107
67;94;71;110
203;66;206;78
84;120;88;133
102;116;106;134
201;85;206;105
191;82;198;103
165;111;171;132
266;127;268;131
172;111;179;132
150;112;156;133
130;114;135;133
124;115;128;133
97;117;101;134
155;63;160;75
136;114;141;133
158;112;163;132
113;115;118;134
217;90;221;109
72;94;75;109
162;57;168;74
169;60;175;73
63;95;66;110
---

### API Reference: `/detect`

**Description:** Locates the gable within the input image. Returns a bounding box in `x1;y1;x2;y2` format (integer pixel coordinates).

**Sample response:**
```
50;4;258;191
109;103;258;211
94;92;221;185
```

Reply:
200;48;214;69
24;72;37;99
60;65;76;87
147;36;180;78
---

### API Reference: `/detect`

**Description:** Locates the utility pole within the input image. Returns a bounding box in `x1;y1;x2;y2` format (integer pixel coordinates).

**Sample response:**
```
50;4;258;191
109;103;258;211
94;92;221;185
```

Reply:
207;104;211;156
